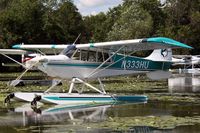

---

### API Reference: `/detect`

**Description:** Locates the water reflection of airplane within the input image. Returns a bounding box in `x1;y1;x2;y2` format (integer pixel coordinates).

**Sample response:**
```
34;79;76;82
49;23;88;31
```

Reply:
0;37;192;105
168;74;200;93
1;101;146;127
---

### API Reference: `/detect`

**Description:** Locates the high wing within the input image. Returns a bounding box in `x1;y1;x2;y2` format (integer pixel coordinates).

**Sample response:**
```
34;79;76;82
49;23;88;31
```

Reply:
76;37;192;52
0;49;28;68
12;37;192;53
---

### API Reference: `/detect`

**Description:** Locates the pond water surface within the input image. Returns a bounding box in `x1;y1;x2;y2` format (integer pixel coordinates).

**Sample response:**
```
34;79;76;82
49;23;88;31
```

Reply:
1;73;200;132
0;100;200;133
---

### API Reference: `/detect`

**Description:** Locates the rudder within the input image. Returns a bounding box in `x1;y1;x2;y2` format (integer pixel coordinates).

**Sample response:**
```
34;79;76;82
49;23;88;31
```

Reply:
145;49;172;62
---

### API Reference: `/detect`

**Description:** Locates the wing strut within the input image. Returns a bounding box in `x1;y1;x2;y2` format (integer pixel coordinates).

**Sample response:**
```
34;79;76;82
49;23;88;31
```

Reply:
0;53;26;68
9;61;39;86
86;46;125;78
44;79;62;93
68;77;106;94
87;46;141;78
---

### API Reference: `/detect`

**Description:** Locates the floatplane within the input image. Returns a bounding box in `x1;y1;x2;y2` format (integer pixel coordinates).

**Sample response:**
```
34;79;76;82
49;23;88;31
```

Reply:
0;37;192;105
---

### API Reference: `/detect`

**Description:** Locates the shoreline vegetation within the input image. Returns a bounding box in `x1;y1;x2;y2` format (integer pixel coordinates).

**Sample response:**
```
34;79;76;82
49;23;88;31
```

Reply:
0;72;200;104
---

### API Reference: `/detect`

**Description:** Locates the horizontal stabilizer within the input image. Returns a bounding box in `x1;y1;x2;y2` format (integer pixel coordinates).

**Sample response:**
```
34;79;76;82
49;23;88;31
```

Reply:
146;70;172;80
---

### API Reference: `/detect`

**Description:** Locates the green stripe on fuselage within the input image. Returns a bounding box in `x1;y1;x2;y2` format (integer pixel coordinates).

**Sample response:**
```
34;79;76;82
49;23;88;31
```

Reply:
111;54;172;70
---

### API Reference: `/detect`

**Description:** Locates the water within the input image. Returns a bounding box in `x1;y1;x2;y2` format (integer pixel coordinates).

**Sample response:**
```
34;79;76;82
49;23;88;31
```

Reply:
0;100;200;133
168;73;200;93
1;73;200;132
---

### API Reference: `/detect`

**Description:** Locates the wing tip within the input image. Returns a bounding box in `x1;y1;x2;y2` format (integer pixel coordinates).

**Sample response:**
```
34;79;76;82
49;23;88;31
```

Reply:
146;37;193;49
12;44;21;49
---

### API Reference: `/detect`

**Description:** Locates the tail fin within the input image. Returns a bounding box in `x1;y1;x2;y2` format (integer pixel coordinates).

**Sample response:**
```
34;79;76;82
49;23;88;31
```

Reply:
145;49;172;61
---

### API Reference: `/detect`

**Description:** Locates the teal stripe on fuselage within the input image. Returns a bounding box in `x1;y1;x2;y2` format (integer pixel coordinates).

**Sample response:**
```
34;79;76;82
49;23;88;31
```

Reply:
46;54;172;71
48;63;108;68
44;97;114;101
112;54;172;70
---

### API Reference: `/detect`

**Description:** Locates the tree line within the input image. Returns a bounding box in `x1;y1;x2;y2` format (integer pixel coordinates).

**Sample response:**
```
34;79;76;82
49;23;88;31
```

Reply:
0;0;199;54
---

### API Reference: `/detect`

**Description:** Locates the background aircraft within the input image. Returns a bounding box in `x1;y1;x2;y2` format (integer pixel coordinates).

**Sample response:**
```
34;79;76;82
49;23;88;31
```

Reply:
172;55;200;74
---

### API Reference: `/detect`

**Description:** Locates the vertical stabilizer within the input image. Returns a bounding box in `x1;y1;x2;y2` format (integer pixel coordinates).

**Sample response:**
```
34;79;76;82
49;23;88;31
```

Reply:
145;49;172;62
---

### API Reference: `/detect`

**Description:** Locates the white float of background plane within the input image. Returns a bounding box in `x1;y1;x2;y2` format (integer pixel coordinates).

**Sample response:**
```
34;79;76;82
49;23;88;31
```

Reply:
0;37;192;105
172;55;200;74
172;55;200;65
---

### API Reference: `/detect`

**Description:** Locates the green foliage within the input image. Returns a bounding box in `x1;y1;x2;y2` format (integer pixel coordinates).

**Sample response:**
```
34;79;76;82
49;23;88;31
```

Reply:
42;0;85;43
157;0;200;54
83;0;200;54
184;11;200;54
83;6;122;42
107;1;153;40
83;13;107;42
139;0;167;36
0;0;199;54
0;0;86;48
0;0;45;47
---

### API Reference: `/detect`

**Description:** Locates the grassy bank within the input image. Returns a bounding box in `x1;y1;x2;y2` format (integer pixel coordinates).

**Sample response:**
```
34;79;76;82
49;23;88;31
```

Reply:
0;72;168;95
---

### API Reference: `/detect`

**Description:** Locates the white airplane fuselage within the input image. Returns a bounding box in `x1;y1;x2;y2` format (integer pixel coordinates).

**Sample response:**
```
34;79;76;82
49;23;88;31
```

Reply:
36;56;146;79
26;52;172;80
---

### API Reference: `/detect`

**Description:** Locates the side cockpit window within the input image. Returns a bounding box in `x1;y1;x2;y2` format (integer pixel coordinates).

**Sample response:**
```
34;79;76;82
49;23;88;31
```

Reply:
71;49;111;62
